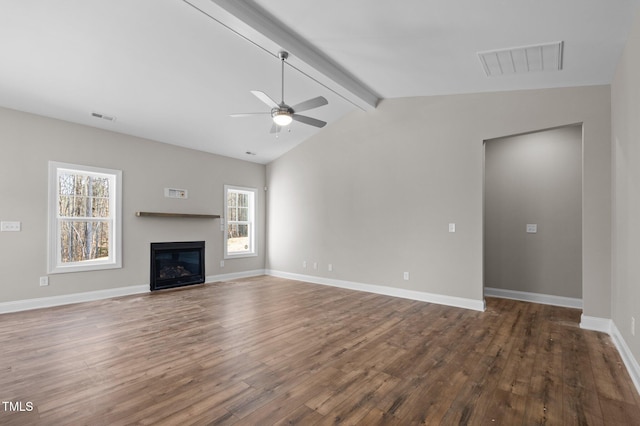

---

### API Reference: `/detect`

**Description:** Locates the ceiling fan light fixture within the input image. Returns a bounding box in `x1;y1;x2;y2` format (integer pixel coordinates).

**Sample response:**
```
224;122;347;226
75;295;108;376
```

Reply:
272;110;293;126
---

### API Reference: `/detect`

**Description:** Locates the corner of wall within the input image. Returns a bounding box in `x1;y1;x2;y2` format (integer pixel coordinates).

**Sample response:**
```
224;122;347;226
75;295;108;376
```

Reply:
580;315;640;395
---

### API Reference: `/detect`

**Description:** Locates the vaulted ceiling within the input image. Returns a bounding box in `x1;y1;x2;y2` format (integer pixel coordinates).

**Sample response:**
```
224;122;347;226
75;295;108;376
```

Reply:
1;0;638;163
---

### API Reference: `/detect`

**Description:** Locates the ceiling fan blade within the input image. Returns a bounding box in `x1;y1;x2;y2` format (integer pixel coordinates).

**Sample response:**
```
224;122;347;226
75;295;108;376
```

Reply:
230;112;270;117
270;122;281;134
292;114;326;128
291;96;328;113
251;90;279;108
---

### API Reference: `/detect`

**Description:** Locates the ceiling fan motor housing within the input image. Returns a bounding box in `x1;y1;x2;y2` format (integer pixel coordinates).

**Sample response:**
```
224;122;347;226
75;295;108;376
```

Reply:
271;105;293;116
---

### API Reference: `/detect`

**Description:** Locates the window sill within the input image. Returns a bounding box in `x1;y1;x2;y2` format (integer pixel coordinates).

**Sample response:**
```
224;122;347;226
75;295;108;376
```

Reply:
224;253;258;260
48;261;122;275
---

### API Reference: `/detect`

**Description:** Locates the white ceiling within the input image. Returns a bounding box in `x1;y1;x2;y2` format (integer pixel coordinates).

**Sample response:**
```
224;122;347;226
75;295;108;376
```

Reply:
0;0;638;164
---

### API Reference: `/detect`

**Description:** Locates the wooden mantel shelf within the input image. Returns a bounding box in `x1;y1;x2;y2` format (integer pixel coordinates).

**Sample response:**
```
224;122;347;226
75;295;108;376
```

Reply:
135;212;220;219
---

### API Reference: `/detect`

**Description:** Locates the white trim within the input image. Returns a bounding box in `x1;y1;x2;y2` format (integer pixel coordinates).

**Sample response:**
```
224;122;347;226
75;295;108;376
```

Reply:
0;271;485;314
0;285;148;314
580;314;613;333
580;315;640;396
484;287;583;309
48;161;123;274
610;322;640;395
223;185;257;259
266;270;486;312
0;270;269;315
206;269;266;283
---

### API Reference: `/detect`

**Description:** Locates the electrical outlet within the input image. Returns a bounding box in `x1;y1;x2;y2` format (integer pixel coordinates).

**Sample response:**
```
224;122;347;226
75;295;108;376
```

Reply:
313;262;318;270
39;276;49;287
302;261;307;269
328;263;333;272
403;272;409;280
449;223;456;233
632;317;636;336
220;260;224;268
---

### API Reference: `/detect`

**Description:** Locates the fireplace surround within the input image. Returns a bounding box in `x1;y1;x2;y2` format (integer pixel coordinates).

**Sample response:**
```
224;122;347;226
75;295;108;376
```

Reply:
150;241;205;291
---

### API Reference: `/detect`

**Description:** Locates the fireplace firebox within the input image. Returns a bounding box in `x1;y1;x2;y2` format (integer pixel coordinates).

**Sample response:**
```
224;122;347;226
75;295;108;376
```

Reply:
150;241;205;291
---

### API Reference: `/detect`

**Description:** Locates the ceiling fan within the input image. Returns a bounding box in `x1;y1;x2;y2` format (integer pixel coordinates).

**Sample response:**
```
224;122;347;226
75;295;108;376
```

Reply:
231;51;328;134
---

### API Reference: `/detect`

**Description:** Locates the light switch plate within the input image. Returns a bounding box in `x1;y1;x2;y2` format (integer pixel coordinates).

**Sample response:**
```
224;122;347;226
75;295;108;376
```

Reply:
526;224;538;233
164;188;188;199
1;221;21;232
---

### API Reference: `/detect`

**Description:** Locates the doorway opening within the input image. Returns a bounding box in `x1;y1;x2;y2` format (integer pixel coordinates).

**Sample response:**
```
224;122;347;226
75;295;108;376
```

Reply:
483;124;583;307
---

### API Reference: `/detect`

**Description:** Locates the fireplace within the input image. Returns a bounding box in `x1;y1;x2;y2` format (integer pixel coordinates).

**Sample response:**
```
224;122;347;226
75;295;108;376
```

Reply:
150;241;205;291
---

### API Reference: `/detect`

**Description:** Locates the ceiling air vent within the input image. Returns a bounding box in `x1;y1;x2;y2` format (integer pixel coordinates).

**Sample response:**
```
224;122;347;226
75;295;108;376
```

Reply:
478;41;563;77
91;112;117;122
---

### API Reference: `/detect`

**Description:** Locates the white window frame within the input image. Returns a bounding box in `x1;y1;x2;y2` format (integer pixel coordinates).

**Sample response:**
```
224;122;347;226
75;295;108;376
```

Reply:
48;161;122;274
224;185;257;259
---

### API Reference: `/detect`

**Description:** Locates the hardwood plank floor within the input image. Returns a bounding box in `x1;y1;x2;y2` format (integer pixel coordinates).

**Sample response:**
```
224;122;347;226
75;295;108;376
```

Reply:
1;276;639;425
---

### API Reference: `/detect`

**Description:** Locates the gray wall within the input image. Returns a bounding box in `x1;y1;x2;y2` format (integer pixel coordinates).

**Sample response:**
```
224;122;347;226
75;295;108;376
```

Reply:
612;7;640;369
484;126;582;298
0;84;615;329
266;86;611;317
0;107;265;303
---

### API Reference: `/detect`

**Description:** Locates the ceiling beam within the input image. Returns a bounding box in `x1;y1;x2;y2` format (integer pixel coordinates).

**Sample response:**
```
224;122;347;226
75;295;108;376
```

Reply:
197;0;380;111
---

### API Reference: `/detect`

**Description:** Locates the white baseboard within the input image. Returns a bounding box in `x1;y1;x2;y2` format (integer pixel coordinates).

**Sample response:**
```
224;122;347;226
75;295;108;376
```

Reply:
0;285;148;314
610;322;640;395
580;315;640;396
0;269;484;314
580;314;612;333
0;269;267;315
266;270;486;312
206;269;266;283
484;287;583;309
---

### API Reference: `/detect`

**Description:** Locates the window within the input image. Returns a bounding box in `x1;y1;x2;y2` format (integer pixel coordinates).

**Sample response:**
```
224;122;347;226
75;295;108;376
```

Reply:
48;162;122;273
224;185;257;258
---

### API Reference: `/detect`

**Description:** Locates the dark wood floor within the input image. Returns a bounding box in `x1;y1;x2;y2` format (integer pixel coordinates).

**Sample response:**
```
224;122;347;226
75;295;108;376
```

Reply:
1;276;639;425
